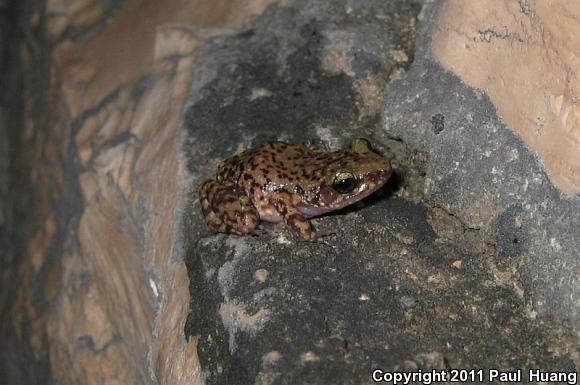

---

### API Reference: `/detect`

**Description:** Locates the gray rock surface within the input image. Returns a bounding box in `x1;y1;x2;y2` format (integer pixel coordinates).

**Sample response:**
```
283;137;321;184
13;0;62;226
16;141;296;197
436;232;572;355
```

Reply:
383;4;580;325
183;1;578;384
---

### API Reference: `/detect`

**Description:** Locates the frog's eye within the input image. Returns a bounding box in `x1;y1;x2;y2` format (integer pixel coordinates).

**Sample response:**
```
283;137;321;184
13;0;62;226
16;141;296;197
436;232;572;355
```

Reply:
332;171;357;194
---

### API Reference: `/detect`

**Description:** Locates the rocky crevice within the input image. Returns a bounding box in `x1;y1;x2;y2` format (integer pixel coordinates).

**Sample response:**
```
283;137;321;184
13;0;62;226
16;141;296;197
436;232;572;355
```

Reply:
183;1;577;384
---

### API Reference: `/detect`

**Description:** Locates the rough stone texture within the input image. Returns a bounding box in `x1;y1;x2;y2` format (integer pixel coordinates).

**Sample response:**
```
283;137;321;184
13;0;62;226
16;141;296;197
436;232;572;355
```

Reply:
2;0;579;384
0;1;273;384
432;0;580;197
184;1;578;385
384;2;580;326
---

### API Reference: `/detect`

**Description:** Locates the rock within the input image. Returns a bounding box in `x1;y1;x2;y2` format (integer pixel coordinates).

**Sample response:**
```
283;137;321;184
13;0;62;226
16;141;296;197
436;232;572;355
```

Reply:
184;1;578;384
0;1;274;385
383;0;580;330
432;1;580;197
3;0;578;384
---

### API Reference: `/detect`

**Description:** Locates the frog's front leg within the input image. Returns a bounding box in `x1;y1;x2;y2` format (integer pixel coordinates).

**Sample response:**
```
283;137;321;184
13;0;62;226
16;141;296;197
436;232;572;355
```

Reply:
270;193;330;243
199;180;260;235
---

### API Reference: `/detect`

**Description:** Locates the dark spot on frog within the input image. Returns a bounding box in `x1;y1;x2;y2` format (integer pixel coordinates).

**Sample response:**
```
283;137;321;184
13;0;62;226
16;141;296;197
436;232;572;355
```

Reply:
430;113;445;134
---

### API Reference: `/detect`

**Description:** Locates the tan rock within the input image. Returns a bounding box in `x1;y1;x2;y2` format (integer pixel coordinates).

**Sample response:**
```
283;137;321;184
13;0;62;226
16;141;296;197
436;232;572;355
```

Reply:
433;0;580;196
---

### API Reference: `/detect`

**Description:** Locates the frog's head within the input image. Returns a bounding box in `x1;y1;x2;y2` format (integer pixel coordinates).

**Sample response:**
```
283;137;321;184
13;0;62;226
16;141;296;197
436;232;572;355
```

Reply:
299;138;392;217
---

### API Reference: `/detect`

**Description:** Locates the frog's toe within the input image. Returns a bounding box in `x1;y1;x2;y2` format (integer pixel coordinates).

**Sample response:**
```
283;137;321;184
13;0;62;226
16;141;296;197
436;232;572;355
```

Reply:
313;232;337;248
251;227;268;236
318;238;336;248
234;210;260;234
318;229;337;238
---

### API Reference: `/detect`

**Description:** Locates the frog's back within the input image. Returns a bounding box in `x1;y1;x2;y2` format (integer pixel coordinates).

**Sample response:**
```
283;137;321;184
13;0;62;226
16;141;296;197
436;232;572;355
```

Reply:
216;147;256;182
216;142;311;187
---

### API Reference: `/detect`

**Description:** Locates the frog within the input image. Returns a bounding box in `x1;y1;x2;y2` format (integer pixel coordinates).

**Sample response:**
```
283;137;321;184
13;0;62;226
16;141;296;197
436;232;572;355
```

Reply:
199;138;392;243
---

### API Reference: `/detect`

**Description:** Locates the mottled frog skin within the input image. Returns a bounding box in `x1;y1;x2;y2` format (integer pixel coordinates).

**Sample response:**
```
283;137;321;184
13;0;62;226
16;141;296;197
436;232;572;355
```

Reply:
199;138;392;243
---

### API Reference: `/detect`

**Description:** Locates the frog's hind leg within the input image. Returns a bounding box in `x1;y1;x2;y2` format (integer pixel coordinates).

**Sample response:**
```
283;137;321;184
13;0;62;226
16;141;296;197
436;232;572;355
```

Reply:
199;180;260;235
